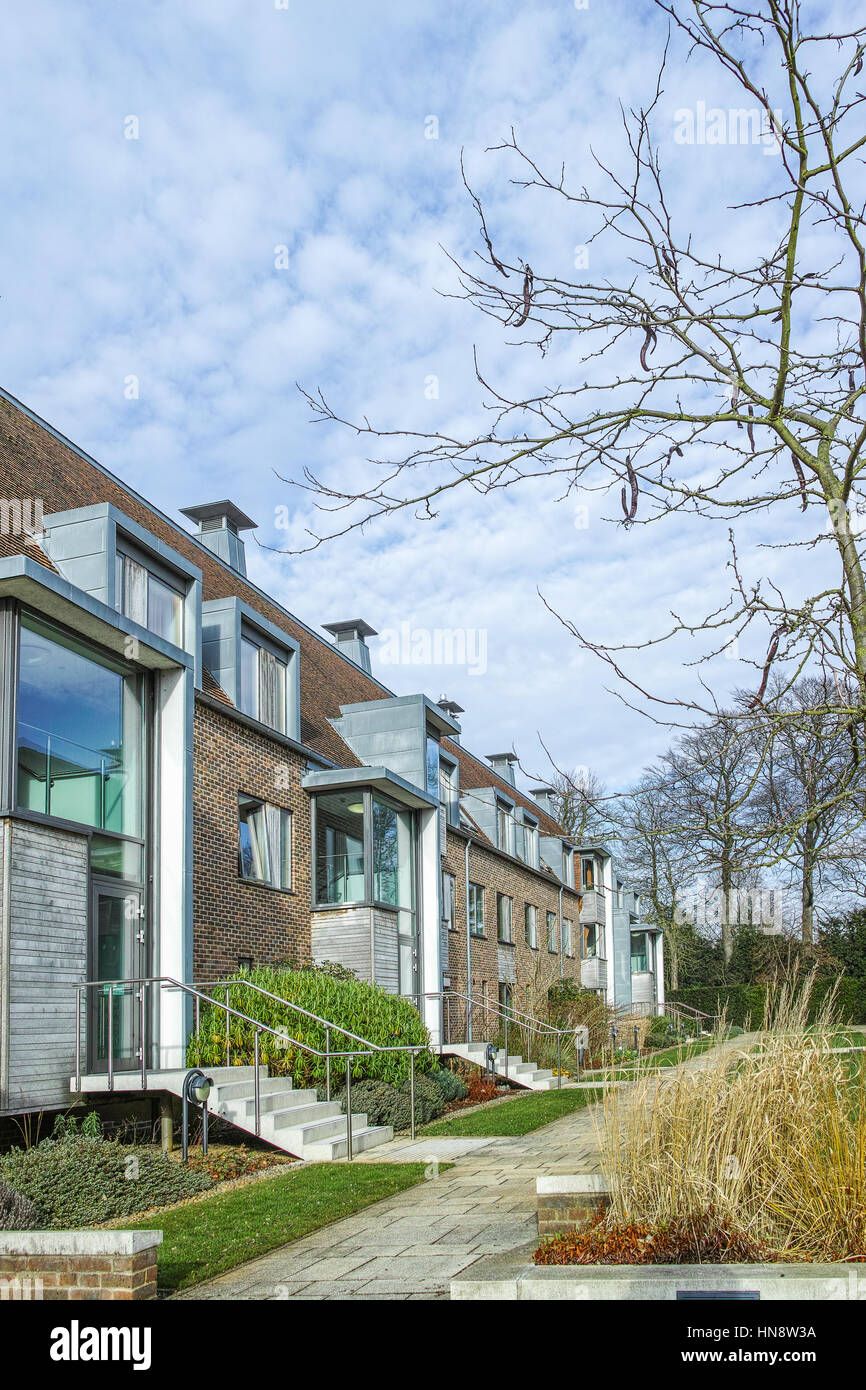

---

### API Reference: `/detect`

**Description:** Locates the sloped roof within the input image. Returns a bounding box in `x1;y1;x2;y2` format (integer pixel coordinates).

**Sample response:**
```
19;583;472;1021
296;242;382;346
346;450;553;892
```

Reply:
0;388;573;833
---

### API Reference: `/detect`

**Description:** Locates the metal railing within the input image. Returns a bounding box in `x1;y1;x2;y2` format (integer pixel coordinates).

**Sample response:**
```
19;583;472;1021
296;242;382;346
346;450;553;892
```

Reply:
423;988;577;1088
73;975;428;1157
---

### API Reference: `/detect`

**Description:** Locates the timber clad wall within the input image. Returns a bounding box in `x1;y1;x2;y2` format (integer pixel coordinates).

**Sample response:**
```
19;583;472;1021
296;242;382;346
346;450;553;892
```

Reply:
192;702;312;979
0;819;88;1114
442;827;582;1021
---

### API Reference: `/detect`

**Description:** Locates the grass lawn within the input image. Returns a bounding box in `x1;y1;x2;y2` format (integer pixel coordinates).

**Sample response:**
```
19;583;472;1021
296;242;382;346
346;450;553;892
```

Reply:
421;1085;605;1137
581;1035;721;1077
117;1161;431;1293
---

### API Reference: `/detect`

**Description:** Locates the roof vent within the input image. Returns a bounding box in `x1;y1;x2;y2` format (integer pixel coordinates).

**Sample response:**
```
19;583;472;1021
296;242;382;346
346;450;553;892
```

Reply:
437;695;464;744
180;501;257;577
487;752;518;787
323;619;378;676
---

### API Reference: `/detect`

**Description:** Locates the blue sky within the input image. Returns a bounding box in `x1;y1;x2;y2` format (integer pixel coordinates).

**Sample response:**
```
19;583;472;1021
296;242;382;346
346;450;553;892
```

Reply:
0;0;845;795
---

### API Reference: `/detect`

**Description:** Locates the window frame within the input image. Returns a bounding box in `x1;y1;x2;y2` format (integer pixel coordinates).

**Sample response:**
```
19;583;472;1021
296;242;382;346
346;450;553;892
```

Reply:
547;910;558;954
237;792;293;893
468;881;485;937
524;902;538;950
497;891;513;944
115;539;186;647
239;627;290;735
442;870;457;931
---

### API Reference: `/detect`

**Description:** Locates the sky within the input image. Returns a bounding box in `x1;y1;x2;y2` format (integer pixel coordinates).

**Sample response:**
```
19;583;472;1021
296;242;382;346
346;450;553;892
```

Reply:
0;0;849;797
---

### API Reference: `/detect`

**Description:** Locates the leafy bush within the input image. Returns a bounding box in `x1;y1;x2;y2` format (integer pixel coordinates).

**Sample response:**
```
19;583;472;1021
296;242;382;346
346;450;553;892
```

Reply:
0;1134;212;1228
186;966;434;1089
0;1180;42;1230
430;1068;468;1104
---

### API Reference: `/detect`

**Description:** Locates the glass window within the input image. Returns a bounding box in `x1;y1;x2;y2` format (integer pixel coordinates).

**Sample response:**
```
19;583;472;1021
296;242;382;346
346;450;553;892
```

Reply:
497;802;515;856
582;857;595;890
562;847;573;886
116;552;183;645
372;795;414;909
426;736;440;800
525;903;538;949
17;614;144;836
239;636;287;734
497;893;513;944
238;795;291;891
314;791;366;904
524;822;540;870
469;882;485;936
90;835;144;883
547;911;558;953
439;758;458;826
583;923;599;957
564;919;574;957
442;872;457;930
631;934;649;973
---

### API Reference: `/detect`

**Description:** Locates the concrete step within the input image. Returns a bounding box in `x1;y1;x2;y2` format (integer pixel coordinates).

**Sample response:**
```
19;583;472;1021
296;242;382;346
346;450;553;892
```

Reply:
267;1110;371;1147
212;1077;297;1104
237;1087;317;1116
304;1124;395;1162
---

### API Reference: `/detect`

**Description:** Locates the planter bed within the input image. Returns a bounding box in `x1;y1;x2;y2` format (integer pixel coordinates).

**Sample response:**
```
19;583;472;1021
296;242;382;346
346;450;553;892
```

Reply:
451;1244;866;1301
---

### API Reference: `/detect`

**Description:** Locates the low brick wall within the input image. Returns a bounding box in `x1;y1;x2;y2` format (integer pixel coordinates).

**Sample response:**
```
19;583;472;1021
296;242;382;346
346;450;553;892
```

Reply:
536;1175;610;1236
0;1231;162;1300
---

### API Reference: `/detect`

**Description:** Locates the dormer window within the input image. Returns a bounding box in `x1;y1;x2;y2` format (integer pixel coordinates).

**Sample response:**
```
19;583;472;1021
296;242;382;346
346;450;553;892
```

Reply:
561;845;574;887
438;754;459;827
496;800;516;856
115;546;184;646
524;817;540;870
240;632;288;734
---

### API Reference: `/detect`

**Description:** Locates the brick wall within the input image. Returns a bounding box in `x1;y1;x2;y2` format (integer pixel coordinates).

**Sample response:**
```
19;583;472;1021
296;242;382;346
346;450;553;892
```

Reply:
192;700;313;978
442;827;582;1025
0;1232;162;1301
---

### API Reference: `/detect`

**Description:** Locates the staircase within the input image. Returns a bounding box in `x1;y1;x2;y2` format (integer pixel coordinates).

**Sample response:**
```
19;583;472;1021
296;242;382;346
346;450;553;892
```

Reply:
444;1042;570;1091
71;1065;394;1161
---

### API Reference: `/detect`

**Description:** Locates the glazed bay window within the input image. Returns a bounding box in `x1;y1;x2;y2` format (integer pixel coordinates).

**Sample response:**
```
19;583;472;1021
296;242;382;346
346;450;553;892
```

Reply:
582;856;596;890
17;613;144;836
583;922;600;958
313;789;415;911
631;933;650;973
547;910;558;954
468;881;485;936
497;892;513;944
525;903;538;949
238;795;292;891
240;633;288;734
438;755;459;827
115;548;183;646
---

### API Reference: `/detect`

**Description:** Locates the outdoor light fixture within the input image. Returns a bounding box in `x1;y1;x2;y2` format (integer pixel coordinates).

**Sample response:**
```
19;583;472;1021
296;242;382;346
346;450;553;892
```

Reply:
181;1068;214;1163
347;801;364;815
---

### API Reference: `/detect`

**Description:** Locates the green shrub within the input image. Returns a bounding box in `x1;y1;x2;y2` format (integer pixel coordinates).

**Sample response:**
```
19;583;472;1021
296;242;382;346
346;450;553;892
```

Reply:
337;1073;446;1131
186;965;434;1089
0;1135;212;1228
669;979;866;1028
430;1067;468;1103
0;1180;42;1229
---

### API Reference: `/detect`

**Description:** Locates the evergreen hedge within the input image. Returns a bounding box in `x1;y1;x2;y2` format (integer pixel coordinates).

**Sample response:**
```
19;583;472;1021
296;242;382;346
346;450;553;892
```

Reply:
669;977;866;1027
185;966;434;1088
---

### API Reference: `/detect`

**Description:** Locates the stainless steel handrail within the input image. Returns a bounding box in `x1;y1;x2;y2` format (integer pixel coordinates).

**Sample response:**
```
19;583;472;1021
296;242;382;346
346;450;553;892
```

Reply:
423;988;574;1088
74;973;430;1153
74;976;374;1158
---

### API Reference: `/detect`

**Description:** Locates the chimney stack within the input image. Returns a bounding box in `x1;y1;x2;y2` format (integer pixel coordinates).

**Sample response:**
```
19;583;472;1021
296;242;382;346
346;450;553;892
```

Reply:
323;619;377;675
487;752;518;787
530;786;558;817
437;695;464;744
180;501;257;577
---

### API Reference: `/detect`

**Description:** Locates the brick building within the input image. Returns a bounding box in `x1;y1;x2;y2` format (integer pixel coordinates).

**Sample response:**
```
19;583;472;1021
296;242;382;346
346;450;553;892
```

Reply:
0;386;662;1118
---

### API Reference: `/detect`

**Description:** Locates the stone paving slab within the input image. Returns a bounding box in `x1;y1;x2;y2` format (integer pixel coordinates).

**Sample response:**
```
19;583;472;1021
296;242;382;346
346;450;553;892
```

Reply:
176;1036;759;1302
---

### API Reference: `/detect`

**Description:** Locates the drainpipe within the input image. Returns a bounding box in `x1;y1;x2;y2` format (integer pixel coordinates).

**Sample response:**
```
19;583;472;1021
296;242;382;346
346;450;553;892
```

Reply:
465;837;472;1042
558;884;567;984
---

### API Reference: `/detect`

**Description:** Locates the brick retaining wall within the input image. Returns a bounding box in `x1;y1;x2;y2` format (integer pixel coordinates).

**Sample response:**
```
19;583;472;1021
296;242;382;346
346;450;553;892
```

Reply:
0;1231;162;1300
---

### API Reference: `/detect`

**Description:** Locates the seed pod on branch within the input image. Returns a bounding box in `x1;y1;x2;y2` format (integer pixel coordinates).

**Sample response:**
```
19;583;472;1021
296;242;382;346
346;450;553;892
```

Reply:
791;452;808;510
511;265;534;327
620;455;639;527
746;404;755;451
639;318;657;371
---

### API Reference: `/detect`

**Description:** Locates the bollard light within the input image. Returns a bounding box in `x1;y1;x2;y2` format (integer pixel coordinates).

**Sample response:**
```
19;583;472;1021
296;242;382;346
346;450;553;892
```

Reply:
182;1068;214;1163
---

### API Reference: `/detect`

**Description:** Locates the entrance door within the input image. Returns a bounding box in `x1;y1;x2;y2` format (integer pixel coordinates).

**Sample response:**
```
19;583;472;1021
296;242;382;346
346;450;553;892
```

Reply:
90;884;144;1072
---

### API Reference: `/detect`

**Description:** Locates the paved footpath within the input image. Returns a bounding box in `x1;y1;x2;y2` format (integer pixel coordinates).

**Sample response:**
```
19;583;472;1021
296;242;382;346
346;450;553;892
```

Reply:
177;1035;757;1301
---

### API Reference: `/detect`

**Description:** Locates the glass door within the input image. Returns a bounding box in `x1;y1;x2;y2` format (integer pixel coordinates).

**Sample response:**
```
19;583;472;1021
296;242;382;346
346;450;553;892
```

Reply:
90;884;144;1072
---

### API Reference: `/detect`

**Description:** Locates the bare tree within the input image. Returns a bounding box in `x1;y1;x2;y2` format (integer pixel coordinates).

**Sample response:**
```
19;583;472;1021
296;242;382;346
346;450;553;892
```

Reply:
618;771;692;990
749;675;863;944
549;766;611;844
284;2;866;825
